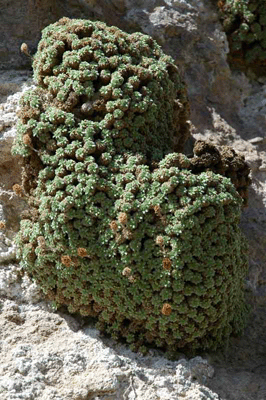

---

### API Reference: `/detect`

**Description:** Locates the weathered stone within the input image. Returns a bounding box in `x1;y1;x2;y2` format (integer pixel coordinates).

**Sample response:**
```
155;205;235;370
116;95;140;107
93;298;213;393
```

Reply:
0;271;220;400
0;72;33;255
249;137;265;145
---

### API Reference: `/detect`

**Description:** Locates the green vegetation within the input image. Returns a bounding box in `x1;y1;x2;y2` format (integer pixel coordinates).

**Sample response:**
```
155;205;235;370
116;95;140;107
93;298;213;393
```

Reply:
218;0;266;75
12;18;249;353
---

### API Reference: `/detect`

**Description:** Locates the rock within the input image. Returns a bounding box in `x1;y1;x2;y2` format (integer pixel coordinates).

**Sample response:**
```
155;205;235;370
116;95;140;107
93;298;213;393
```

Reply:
239;82;266;140
259;163;266;172
0;72;34;244
0;264;43;304
0;0;92;71
0;269;219;400
0;235;16;263
249;137;265;145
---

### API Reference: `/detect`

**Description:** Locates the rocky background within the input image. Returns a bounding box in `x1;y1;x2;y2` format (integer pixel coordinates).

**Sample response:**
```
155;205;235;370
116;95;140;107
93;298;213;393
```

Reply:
0;0;265;399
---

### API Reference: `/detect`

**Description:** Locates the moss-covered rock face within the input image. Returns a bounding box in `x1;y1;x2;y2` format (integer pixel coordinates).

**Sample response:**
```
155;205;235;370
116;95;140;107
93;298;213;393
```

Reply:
12;18;249;353
218;0;266;76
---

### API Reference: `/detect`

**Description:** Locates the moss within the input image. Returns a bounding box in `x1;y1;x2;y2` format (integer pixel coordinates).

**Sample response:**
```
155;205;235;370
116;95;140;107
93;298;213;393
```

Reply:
12;18;250;353
218;0;266;76
188;140;251;207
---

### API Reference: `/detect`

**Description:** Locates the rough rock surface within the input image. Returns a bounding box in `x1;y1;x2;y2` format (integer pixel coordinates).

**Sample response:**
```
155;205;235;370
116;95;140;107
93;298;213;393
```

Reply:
0;274;218;400
0;71;33;249
0;1;266;399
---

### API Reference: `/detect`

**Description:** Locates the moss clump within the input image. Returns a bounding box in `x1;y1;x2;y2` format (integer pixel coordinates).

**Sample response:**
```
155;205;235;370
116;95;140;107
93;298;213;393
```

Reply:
31;17;190;157
188;140;251;207
218;0;266;76
12;18;249;353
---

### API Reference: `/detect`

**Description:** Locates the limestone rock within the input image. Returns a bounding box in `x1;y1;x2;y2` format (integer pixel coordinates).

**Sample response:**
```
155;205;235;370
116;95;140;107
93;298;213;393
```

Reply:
0;265;219;400
0;72;33;260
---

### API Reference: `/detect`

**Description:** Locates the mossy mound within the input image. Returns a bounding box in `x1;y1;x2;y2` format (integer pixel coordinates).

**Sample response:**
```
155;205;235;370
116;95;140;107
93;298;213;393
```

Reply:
218;0;266;76
32;17;190;157
12;18;249;353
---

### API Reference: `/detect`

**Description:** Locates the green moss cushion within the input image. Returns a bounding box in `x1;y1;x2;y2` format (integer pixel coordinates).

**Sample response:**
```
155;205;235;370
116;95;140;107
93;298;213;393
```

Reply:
12;18;249;353
219;0;266;75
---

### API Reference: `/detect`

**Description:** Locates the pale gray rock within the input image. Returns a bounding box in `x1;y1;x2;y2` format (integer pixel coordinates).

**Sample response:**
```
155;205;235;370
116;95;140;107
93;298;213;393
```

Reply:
0;285;219;400
239;81;266;141
0;264;43;304
0;234;16;263
249;137;265;145
0;72;34;246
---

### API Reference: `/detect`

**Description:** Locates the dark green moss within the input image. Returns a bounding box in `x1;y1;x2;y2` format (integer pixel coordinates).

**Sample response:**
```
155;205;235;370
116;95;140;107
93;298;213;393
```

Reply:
218;0;266;76
12;18;249;353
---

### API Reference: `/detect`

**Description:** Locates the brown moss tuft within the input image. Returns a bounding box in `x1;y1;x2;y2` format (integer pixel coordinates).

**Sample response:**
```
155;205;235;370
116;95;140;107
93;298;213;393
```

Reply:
20;42;31;57
23;134;32;146
12;184;23;196
161;303;172;315
61;255;72;267
122;267;132;277
163;258;172;270
37;236;46;248
77;247;88;257
110;220;118;231
189;140;251;207
122;227;133;240
153;205;161;216
118;212;128;224
0;221;6;230
155;235;164;246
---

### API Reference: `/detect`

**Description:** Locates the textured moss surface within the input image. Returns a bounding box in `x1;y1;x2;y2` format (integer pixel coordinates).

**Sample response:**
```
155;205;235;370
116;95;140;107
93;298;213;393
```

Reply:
12;18;249;353
218;0;266;75
188;140;251;208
